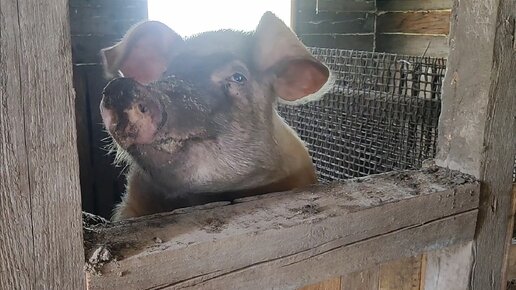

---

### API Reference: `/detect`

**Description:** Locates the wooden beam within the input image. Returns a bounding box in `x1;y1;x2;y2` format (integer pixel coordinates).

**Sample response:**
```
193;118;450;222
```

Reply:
379;255;423;290
377;0;453;11
377;11;451;35
434;0;516;288
296;12;375;34
375;34;449;58
299;277;341;290
422;242;474;290
0;0;35;287
85;168;479;290
0;0;85;288
341;267;380;290
317;0;375;12
299;34;375;51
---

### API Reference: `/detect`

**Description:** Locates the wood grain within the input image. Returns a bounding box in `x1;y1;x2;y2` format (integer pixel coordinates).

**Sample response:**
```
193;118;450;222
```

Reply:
0;0;35;288
379;256;422;290
297;12;375;34
377;11;451;35
341;267;379;290
422;242;474;290
85;168;479;290
317;0;375;12
506;240;516;281
377;0;453;11
434;0;516;288
300;34;374;51
1;0;85;288
299;277;341;290
375;34;449;57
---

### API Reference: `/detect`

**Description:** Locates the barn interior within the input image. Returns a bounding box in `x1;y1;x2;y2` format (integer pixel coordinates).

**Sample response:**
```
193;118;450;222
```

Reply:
69;1;515;289
0;0;514;289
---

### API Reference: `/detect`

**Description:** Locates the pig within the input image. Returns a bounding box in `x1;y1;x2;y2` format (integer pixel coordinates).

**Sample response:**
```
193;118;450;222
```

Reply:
99;12;331;221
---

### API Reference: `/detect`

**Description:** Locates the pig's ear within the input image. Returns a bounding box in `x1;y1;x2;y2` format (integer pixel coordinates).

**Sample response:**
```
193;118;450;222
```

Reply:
253;12;330;102
100;21;183;85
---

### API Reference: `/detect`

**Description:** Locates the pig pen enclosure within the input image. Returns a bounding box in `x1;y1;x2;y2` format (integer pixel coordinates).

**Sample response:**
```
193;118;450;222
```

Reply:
1;0;515;290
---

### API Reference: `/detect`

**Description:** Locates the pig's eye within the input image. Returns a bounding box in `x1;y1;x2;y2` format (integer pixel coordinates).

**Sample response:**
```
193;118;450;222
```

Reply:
230;72;247;83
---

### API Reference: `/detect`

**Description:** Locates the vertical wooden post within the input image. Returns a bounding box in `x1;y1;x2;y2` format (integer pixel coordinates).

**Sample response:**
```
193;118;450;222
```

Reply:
434;0;516;288
0;0;85;288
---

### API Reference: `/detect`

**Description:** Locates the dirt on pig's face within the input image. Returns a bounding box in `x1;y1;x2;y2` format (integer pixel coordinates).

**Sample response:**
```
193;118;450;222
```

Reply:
101;31;280;195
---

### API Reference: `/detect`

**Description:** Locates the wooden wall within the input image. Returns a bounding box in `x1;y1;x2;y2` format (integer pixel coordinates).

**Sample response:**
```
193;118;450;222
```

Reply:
294;0;452;57
70;0;148;218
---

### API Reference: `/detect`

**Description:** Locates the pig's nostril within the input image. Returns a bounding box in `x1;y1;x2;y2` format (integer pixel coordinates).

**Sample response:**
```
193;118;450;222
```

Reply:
138;103;148;114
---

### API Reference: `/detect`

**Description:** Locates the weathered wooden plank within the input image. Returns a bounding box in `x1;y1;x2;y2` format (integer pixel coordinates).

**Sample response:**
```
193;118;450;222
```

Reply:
506;240;516;281
73;65;95;213
504;184;516;283
299;277;341;290
317;0;375;12
377;0;453;11
0;0;35;288
434;0;516;288
423;242;473;290
72;35;119;64
167;211;477;290
376;34;449;57
377;11;451;35
0;0;85;288
379;256;422;290
71;18;144;36
85;168;479;290
295;0;317;24
297;12;375;34
341;267;379;290
69;0;146;36
69;0;147;9
300;34;374;50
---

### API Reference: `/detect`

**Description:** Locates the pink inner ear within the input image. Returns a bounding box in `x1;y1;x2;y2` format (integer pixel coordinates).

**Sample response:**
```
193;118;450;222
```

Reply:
119;34;169;85
274;60;329;101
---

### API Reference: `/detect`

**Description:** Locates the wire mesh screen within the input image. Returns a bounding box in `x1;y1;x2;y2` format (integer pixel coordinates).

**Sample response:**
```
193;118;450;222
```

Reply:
277;48;446;182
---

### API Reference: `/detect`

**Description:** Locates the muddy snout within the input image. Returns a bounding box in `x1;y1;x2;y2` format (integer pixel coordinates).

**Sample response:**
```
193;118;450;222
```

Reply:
100;78;164;148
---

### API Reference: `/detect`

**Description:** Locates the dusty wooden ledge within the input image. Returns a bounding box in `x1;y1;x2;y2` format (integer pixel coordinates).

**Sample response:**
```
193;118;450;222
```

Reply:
84;166;479;290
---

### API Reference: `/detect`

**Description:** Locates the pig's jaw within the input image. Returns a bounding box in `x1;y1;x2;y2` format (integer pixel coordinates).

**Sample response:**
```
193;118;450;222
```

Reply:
128;134;283;197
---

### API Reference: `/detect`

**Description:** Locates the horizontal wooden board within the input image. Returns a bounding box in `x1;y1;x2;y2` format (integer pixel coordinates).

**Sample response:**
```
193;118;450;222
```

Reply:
167;211;477;290
300;34;374;50
379;256;422;290
69;0;146;36
84;168;479;290
377;11;451;35
341;267;380;290
297;12;375;34
376;34;449;57
69;0;147;9
317;0;375;12
70;18;143;36
377;0;453;11
299;277;341;290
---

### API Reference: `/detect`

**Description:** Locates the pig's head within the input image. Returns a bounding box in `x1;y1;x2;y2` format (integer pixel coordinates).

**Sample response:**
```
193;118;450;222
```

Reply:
99;12;330;196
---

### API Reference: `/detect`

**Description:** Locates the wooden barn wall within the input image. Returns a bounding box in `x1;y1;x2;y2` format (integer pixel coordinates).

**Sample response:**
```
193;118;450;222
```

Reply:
70;0;148;218
294;0;452;57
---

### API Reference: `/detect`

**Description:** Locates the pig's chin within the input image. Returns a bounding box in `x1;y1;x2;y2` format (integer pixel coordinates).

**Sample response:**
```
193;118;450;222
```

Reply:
150;134;206;156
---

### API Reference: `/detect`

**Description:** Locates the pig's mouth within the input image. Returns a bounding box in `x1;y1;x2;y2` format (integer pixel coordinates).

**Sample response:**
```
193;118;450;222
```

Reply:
152;131;209;154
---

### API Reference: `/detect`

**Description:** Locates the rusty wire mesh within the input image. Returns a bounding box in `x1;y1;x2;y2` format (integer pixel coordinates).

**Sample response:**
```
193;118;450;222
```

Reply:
277;48;446;182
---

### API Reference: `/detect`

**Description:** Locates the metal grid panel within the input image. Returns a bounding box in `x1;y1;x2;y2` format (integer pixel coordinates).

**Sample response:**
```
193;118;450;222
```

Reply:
278;48;446;182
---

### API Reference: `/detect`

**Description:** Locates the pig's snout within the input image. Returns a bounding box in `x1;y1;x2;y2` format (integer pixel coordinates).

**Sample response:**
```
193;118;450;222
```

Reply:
100;78;164;148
